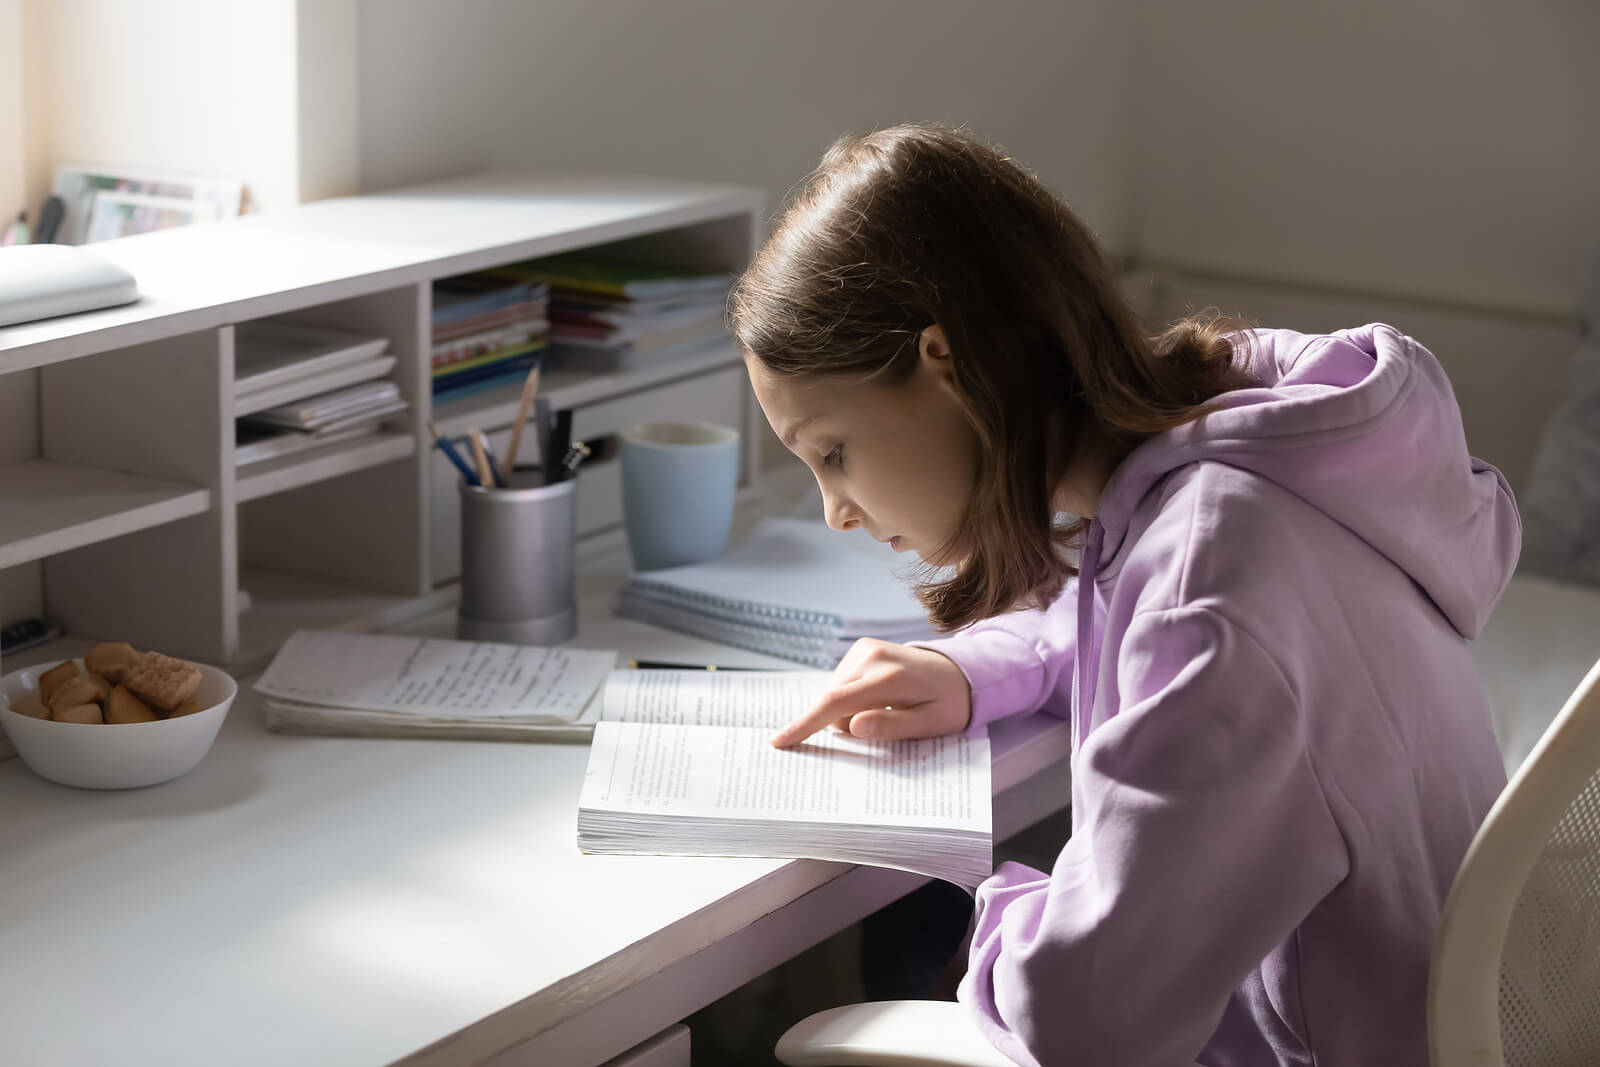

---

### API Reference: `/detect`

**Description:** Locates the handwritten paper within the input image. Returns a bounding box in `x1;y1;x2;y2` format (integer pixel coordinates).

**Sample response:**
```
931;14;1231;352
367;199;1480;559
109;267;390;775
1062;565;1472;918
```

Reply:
255;630;616;722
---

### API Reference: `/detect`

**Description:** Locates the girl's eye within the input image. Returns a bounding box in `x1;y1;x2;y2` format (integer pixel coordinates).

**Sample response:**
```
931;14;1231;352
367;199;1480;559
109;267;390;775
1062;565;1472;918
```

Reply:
821;445;844;469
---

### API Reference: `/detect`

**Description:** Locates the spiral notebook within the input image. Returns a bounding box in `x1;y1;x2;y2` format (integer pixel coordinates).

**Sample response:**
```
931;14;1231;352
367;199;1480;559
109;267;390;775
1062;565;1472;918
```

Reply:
614;518;935;667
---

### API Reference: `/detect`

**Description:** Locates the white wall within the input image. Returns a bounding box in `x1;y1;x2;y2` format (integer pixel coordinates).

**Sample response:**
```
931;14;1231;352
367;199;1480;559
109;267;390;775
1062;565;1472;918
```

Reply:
1132;1;1600;318
27;0;300;213
356;0;1138;252
20;0;358;218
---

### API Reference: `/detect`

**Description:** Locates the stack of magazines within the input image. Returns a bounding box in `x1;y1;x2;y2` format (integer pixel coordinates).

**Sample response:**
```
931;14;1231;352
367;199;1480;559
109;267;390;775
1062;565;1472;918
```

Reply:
529;255;734;371
233;321;409;465
430;272;550;399
613;518;935;668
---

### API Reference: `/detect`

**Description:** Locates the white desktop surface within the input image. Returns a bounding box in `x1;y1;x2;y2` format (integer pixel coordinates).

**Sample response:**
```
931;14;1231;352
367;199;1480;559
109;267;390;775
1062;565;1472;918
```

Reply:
0;521;1072;1067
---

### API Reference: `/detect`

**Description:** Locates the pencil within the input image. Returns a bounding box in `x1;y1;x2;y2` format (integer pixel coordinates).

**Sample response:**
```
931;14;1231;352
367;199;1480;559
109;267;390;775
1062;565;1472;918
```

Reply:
428;421;480;486
468;428;496;488
478;431;508;488
505;364;542;472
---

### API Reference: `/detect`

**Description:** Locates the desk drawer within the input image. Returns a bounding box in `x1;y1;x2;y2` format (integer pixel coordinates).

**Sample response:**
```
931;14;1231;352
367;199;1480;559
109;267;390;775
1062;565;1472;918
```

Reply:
429;365;747;584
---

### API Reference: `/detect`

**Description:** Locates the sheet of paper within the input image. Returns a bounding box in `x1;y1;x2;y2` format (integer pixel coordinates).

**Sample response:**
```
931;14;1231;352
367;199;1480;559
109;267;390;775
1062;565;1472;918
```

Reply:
254;630;616;720
601;669;833;729
581;721;991;832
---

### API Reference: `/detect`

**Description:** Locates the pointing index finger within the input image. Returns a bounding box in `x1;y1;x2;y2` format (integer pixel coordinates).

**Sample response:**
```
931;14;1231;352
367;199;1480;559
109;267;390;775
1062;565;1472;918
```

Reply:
771;679;894;748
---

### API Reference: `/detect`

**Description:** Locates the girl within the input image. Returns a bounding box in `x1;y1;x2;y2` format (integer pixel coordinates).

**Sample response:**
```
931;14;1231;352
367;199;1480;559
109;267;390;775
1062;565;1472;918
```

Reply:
731;124;1517;1066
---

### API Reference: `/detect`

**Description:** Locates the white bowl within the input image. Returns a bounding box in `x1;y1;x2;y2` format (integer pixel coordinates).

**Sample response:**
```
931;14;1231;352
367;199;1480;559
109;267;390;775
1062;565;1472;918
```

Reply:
0;658;237;789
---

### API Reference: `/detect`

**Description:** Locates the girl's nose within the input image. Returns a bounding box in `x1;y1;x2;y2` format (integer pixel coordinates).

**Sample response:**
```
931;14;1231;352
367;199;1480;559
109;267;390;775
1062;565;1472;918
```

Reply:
822;487;862;532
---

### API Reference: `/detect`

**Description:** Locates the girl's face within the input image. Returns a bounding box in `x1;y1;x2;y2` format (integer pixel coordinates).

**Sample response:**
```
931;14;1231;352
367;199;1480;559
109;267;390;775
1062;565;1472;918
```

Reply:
746;327;980;566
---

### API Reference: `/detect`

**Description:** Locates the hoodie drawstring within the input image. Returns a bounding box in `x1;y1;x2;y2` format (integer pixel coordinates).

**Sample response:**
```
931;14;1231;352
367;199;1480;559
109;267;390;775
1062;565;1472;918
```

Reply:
1073;520;1105;753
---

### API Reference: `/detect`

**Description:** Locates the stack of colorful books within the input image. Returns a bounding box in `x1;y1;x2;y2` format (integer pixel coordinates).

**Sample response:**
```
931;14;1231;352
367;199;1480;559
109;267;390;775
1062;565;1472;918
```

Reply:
522;256;734;371
430;273;551;399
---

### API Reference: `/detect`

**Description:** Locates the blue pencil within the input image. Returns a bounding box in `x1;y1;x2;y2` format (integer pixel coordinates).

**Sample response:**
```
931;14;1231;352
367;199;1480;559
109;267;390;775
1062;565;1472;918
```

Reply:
428;421;480;486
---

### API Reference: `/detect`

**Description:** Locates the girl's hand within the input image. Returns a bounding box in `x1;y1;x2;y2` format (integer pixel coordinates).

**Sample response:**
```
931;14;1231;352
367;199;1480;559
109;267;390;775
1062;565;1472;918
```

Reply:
771;638;973;748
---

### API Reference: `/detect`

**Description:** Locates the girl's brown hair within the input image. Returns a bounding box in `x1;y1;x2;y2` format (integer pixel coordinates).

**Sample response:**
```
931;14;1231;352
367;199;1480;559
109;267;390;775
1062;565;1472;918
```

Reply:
730;123;1252;631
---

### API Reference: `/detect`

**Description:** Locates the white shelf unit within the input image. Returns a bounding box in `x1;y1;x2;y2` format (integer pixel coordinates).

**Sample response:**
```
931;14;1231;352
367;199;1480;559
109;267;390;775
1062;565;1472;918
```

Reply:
0;172;766;701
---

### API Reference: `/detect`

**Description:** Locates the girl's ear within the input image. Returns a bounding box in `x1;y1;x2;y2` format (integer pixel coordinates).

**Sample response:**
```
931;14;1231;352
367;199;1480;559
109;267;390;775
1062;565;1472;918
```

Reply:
918;324;960;393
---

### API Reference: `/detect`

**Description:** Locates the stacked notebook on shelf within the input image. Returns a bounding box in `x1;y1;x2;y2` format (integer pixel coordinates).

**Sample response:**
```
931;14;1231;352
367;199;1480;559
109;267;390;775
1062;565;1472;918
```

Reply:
522;255;735;372
430;271;550;400
232;321;408;465
255;630;618;741
613;518;936;668
578;668;993;890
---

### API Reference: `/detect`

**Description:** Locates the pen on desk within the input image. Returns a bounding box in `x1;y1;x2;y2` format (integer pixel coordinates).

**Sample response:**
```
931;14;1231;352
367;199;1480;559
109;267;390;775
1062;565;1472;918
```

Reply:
505;363;542;471
627;659;774;671
429;421;480;486
468;428;497;489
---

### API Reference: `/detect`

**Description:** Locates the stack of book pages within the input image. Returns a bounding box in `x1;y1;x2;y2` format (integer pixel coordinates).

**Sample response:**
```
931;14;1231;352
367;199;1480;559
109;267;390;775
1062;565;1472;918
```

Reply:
577;668;993;890
614;518;936;668
233;321;408;465
255;630;617;741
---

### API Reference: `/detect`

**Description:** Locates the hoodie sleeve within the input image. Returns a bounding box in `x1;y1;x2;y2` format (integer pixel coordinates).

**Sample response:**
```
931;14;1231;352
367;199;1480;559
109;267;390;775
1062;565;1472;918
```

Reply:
958;607;1350;1067
912;577;1093;737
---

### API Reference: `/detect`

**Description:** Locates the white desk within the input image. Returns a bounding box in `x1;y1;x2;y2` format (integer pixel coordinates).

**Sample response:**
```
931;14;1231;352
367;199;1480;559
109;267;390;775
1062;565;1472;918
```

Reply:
0;526;1072;1067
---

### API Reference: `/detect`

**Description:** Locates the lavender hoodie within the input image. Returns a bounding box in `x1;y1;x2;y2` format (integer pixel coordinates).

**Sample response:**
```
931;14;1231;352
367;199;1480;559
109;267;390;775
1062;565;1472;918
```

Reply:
923;325;1518;1066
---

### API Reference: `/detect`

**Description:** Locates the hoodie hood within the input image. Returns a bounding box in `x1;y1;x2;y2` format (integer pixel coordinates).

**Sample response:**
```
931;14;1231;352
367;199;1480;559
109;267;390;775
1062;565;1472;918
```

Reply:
1092;323;1521;641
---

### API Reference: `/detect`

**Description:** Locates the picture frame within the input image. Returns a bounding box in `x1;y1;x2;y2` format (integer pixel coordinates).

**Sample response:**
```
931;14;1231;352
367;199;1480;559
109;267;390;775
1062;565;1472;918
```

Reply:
83;190;213;243
51;163;244;245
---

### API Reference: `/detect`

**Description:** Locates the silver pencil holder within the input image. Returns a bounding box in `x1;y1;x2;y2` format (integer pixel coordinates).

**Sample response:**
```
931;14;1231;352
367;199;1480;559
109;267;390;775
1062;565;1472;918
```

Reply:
456;470;578;646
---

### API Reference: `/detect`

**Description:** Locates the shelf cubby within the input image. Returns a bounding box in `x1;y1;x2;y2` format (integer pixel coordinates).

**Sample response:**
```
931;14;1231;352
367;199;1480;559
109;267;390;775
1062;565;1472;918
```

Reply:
37;328;236;664
0;459;211;569
234;431;417;503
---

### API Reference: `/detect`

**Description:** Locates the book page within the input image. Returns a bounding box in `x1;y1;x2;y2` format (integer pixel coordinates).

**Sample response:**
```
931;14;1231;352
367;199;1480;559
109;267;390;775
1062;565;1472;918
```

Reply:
601;670;833;729
254;630;616;720
581;721;991;832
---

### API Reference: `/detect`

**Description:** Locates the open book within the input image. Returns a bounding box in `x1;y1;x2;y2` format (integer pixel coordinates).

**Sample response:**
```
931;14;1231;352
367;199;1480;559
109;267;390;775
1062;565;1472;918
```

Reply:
577;670;992;890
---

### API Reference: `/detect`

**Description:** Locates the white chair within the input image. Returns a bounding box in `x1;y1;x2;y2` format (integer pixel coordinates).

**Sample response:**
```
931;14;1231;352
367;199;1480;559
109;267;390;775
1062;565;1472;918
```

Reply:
1430;655;1600;1067
776;658;1600;1067
774;1000;1015;1067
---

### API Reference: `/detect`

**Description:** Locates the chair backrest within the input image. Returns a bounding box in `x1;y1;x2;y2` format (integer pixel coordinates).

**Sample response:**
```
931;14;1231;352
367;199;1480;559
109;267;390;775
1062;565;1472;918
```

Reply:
1430;656;1600;1067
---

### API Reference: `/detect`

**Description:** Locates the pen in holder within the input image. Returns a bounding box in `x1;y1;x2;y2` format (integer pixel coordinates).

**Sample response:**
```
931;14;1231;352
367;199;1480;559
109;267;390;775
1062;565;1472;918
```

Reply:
456;468;578;645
